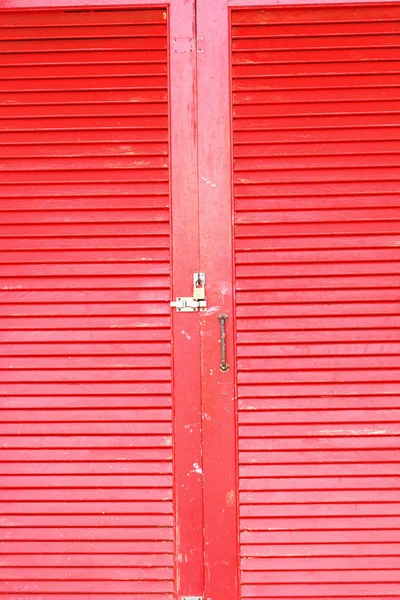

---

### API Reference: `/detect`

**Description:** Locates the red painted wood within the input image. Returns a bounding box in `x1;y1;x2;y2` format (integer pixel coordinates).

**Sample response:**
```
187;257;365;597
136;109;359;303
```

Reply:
169;0;205;597
231;4;400;599
197;2;240;600
4;1;400;598
0;4;201;598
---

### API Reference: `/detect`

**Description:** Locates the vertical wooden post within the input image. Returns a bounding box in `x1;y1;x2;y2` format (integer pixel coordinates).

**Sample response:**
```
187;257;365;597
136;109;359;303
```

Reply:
197;1;240;598
170;1;205;598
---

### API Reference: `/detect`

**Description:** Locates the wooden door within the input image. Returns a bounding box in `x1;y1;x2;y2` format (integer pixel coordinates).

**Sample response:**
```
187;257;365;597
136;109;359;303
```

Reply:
197;2;400;600
2;1;400;599
0;2;204;599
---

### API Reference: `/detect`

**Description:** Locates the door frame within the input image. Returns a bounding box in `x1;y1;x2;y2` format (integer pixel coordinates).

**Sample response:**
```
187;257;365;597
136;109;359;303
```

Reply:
0;1;204;598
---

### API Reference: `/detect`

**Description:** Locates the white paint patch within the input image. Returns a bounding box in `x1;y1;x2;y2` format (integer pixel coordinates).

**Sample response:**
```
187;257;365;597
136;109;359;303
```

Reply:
201;175;217;188
184;423;196;433
192;463;203;475
207;305;220;315
219;281;230;301
319;429;391;436
181;329;191;340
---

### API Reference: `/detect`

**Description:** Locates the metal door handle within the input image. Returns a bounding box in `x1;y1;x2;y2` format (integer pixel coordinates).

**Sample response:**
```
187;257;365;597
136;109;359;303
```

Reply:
218;313;230;373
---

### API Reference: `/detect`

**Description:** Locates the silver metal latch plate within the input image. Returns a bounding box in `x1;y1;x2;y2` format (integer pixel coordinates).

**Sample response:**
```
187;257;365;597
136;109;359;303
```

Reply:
181;597;203;600
170;297;207;312
171;273;207;312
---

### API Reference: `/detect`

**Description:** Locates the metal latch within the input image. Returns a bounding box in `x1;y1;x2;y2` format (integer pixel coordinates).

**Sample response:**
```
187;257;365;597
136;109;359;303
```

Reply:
170;273;207;312
181;597;203;600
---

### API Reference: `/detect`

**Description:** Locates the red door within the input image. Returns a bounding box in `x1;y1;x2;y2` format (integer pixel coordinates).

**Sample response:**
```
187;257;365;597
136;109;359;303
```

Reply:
0;3;204;599
2;1;400;599
197;2;400;600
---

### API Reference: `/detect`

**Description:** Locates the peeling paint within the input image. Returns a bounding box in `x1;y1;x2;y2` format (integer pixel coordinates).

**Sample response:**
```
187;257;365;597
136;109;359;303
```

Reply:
319;429;392;436
226;490;235;507
219;281;230;301
201;175;217;188
206;305;220;315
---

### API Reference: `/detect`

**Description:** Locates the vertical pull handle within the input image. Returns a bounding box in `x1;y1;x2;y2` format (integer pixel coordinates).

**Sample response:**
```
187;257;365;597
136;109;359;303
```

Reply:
218;313;230;373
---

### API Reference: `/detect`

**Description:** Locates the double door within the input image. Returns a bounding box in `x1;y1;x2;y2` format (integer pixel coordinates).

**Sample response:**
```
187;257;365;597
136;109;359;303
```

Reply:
1;1;400;599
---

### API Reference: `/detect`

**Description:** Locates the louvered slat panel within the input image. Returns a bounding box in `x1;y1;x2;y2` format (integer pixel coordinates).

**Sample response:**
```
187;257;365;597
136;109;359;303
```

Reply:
232;5;400;599
0;7;173;598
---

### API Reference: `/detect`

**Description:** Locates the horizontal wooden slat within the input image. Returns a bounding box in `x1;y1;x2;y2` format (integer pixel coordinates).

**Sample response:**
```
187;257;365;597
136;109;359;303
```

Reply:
233;33;400;51
0;447;172;461
0;36;167;54
0;462;172;476
0;499;172;512
0;528;174;542
0;580;173;593
0;276;170;291
241;570;400;584
234;125;400;144
0;155;168;170
0;566;173;580
0;235;170;250
234;140;400;156
231;5;400;24
0;382;171;395
237;303;400;318
0;48;167;66
0;23;167;40
0;487;173;501
0;128;169;143
235;153;400;171
242;555;400;571
0;553;173;567
0;9;167;28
